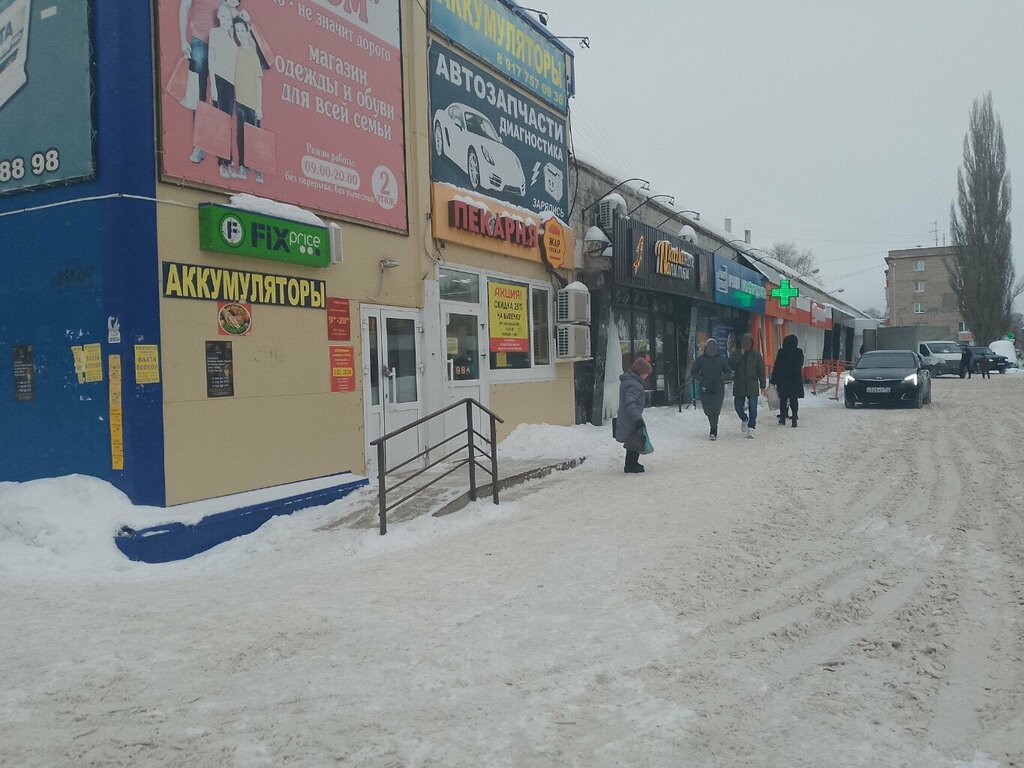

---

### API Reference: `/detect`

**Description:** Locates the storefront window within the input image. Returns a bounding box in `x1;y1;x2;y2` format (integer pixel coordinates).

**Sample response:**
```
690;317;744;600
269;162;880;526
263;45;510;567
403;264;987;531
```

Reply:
489;279;531;371
532;288;550;365
633;311;650;355
439;268;480;303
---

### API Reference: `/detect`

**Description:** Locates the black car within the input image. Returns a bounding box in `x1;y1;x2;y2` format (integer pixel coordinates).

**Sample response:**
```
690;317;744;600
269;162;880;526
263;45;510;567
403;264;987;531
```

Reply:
845;350;932;409
964;345;1008;374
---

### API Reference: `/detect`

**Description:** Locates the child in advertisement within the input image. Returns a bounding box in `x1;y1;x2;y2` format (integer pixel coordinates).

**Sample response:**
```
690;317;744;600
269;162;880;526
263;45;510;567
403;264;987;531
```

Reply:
232;12;269;183
207;3;237;177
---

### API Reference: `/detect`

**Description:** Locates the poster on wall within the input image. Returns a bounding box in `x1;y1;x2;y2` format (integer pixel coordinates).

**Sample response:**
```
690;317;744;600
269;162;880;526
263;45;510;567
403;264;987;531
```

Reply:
156;0;406;230
218;302;253;336
205;340;234;398
429;42;569;221
327;297;351;340
428;0;573;112
487;280;529;372
12;344;34;401
0;0;94;194
329;345;355;392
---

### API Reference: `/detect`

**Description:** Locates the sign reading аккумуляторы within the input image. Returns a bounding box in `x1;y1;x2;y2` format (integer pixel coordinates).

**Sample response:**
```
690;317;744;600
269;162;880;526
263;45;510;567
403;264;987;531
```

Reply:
428;0;573;112
0;0;94;194
162;262;326;309
198;204;331;268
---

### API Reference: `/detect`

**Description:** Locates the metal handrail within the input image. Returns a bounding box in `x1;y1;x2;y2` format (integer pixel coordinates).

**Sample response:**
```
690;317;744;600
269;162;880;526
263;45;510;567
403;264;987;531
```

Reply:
372;398;504;535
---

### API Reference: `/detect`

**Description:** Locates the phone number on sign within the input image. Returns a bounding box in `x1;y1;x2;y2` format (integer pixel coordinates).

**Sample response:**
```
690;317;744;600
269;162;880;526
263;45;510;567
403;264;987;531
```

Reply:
0;149;63;183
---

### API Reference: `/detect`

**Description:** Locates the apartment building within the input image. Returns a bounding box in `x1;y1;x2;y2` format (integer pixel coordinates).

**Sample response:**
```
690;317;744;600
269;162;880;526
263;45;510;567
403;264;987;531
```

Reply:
884;247;971;341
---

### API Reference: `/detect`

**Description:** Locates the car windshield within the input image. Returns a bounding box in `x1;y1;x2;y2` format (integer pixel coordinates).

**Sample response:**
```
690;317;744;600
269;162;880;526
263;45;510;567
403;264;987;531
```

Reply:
465;112;500;142
927;342;960;354
971;347;994;355
856;352;916;369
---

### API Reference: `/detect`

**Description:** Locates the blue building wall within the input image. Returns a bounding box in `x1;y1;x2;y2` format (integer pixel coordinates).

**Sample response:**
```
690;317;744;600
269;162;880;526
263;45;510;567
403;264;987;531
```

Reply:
0;1;165;505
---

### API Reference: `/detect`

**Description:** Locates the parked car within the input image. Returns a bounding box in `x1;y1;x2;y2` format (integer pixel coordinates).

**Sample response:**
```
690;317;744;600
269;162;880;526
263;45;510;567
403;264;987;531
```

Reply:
962;345;1008;374
917;340;963;376
432;103;526;197
988;339;1019;369
845;350;932;409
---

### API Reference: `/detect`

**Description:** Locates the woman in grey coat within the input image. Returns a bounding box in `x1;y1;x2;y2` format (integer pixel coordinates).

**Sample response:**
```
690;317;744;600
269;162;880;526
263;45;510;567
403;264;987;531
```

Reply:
615;357;651;473
690;338;731;440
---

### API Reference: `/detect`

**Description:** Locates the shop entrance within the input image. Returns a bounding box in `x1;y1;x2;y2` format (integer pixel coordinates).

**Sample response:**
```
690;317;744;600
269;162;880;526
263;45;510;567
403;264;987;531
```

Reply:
440;301;490;441
361;306;424;478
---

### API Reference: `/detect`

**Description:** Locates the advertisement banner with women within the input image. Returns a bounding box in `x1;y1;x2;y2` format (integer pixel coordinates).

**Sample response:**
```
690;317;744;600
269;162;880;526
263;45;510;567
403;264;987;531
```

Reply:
0;0;94;194
157;0;407;230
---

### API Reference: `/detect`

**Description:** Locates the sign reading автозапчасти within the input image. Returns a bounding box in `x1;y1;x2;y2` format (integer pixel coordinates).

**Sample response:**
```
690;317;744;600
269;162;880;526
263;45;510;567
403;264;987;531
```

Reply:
429;42;569;221
428;0;573;112
162;262;326;309
198;204;330;268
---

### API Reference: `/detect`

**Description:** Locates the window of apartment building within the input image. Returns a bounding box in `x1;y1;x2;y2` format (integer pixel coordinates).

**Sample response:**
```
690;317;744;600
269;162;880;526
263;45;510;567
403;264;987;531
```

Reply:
914;281;925;293
958;321;969;333
913;303;925;314
913;259;925;272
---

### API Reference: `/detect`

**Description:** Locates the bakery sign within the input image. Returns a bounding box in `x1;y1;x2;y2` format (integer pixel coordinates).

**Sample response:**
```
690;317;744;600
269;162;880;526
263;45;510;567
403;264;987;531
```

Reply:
431;182;574;268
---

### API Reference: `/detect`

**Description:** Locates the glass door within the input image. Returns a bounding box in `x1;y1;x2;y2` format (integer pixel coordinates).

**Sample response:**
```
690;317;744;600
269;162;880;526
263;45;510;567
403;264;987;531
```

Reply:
441;302;488;444
362;307;423;478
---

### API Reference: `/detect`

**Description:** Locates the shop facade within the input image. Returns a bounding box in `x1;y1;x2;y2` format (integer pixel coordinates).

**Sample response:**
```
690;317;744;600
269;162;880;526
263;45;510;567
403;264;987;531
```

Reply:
0;0;578;507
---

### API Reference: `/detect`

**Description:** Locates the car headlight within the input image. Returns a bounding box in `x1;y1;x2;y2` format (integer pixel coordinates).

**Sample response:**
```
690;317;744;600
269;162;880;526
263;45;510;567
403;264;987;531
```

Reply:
481;147;495;165
904;373;918;385
845;372;857;381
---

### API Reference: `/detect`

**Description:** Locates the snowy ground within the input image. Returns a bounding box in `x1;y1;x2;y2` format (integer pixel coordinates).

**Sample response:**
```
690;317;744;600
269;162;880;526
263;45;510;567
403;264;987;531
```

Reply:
2;377;1024;767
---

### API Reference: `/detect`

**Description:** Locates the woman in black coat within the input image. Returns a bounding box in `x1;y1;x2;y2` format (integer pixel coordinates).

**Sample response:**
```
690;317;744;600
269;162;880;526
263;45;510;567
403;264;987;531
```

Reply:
770;334;804;427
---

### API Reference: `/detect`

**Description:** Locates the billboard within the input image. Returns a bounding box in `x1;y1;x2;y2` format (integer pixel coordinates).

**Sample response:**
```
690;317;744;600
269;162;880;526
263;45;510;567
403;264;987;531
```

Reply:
428;0;573;112
713;255;766;313
156;0;407;230
0;0;94;194
429;42;568;221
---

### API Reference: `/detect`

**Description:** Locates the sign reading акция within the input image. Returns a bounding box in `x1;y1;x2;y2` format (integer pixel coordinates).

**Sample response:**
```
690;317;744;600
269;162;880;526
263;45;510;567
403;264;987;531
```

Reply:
198;204;330;268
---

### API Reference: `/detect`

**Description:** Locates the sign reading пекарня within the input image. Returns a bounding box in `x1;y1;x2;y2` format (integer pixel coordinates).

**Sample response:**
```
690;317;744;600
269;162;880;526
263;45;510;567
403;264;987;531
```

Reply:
162;262;326;309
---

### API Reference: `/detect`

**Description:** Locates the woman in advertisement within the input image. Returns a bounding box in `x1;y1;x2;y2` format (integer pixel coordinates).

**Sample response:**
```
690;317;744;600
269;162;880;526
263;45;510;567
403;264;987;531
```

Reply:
207;3;238;177
232;13;269;183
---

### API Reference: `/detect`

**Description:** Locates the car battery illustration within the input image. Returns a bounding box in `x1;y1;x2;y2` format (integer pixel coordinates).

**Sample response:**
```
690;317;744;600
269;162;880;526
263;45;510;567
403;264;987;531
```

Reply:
543;162;563;201
0;0;30;111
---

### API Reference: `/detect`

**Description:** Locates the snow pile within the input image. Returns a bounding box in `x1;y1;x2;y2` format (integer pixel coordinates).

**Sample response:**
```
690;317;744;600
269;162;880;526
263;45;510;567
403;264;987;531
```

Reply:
500;421;617;461
228;193;326;226
0;475;157;578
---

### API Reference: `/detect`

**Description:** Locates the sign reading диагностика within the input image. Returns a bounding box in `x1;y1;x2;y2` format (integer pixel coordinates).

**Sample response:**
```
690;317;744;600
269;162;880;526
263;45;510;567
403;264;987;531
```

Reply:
429;42;569;221
428;0;573;112
162;262;326;309
198;204;330;268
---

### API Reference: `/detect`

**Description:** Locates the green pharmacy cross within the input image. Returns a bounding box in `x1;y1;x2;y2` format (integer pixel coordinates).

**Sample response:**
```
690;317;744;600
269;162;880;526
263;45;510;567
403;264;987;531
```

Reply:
771;279;800;307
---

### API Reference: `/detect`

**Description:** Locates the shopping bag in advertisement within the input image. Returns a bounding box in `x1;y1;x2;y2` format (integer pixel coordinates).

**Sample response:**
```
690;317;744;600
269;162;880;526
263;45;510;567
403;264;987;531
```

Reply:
244;123;277;174
166;57;190;104
193;100;232;159
640;428;654;455
766;384;780;411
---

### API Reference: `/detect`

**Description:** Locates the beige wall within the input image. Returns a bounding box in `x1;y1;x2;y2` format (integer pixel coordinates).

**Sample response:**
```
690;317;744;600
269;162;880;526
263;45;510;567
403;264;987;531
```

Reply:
886;251;961;333
491;364;575;443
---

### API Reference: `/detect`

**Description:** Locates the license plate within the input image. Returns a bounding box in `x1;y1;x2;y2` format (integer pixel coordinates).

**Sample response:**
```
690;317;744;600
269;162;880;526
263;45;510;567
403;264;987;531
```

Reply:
866;386;891;394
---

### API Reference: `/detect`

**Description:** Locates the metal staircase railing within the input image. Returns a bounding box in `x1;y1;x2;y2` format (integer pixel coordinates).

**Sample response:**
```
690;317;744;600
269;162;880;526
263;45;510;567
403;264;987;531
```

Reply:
369;398;504;535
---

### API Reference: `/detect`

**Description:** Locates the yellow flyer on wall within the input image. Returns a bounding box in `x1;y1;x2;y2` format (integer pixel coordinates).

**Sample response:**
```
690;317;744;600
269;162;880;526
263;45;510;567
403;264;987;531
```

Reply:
487;281;529;353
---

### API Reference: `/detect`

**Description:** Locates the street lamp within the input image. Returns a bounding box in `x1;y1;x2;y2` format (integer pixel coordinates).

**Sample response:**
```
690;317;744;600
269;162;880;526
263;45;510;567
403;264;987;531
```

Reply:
627;194;675;216
519;6;548;24
581;178;651;213
657;209;700;227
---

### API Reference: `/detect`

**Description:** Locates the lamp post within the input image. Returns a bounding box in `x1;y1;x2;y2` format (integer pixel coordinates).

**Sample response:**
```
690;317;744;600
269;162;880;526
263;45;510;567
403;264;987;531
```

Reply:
656;210;700;227
581;178;651;213
627;194;675;216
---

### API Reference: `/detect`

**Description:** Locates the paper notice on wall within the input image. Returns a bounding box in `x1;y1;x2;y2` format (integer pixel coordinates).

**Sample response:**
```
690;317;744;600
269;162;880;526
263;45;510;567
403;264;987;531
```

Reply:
12;345;35;402
329;346;356;393
108;355;124;471
71;345;86;383
134;345;161;385
327;298;351;341
83;343;103;383
205;341;234;398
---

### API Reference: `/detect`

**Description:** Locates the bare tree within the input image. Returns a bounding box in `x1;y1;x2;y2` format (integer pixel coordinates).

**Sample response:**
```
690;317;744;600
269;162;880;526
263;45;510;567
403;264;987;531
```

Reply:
768;241;817;276
864;307;887;320
948;93;1022;344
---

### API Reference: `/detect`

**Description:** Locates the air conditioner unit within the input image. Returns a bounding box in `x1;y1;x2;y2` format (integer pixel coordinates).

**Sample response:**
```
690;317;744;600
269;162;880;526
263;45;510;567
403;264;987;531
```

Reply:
556;324;591;360
556;286;591;324
596;193;626;233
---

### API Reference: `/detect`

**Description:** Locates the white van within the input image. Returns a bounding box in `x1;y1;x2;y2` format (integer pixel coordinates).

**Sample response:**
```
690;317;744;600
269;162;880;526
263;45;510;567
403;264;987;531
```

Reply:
917;340;963;376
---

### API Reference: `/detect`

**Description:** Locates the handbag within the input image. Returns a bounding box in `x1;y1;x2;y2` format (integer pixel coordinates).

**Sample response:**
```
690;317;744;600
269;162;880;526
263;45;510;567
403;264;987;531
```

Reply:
193;100;232;159
166;57;191;105
766;384;780;411
640;428;654;455
623;431;645;453
243;123;277;173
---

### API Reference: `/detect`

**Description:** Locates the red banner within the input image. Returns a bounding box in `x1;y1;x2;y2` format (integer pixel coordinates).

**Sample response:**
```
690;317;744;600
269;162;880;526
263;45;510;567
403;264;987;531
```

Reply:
329;345;355;392
327;297;351;341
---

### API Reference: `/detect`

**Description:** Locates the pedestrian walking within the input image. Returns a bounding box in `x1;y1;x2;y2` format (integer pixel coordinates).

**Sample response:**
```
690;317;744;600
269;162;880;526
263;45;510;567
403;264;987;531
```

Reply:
690;338;732;440
729;333;767;438
770;334;804;427
614;358;651;473
960;346;973;379
979;355;992;379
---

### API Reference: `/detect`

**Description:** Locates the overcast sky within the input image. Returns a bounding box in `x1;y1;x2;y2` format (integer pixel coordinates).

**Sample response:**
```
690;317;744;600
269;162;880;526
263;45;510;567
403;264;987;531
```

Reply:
535;0;1024;312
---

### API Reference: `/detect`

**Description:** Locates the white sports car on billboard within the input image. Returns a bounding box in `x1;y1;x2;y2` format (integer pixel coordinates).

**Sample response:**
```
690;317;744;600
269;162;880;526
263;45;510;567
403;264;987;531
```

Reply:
433;103;526;197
